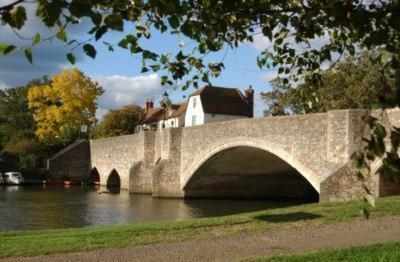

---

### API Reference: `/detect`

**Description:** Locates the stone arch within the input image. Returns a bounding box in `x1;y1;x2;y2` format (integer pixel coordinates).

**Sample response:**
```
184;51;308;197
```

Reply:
90;168;100;184
107;169;121;187
181;140;320;197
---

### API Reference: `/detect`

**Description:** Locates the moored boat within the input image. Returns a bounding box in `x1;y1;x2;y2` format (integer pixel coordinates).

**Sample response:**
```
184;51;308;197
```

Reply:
4;172;24;185
43;179;64;185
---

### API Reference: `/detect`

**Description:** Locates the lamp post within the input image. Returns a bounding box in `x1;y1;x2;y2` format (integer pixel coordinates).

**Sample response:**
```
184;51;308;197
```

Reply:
161;91;169;129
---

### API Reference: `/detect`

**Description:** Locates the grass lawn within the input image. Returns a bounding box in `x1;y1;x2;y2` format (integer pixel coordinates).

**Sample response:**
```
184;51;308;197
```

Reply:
252;241;400;262
0;196;400;258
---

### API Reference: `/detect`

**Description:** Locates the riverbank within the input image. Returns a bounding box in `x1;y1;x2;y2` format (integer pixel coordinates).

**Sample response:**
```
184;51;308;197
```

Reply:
253;241;400;261
1;196;400;259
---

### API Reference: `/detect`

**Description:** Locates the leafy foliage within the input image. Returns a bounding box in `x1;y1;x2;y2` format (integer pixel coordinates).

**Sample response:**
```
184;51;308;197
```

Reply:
351;114;400;219
94;104;144;138
27;68;104;141
261;51;398;116
0;86;35;148
3;138;37;156
0;0;399;89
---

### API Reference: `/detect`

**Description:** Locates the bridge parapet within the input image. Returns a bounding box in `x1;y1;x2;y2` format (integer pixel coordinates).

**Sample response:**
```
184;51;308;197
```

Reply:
83;108;400;200
90;131;155;191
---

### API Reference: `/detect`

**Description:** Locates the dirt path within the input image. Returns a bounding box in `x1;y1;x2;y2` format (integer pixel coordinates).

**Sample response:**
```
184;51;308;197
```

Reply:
4;215;400;262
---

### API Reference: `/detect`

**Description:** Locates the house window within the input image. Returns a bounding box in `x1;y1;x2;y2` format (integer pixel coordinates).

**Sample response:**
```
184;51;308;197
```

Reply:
171;120;175;127
193;97;197;108
192;115;196;126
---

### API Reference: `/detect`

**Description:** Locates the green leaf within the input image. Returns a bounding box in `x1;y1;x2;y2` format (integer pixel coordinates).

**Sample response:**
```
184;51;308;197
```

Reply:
24;48;33;64
0;43;8;54
83;44;96;59
56;28;67;42
150;64;161;71
118;39;129;49
262;26;273;40
11;6;27;29
161;75;168;85
95;26;108;41
168;15;180;29
36;1;65;27
3;45;17;55
67;53;76;64
374;123;387;139
104;14;124;31
90;13;102;27
69;0;92;18
390;130;400;151
33;33;41;45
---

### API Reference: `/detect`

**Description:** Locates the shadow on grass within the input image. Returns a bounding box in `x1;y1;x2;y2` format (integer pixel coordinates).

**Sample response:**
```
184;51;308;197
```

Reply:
252;212;322;223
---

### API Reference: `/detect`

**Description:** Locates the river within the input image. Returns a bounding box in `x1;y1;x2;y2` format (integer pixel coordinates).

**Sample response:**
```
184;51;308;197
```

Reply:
0;185;314;231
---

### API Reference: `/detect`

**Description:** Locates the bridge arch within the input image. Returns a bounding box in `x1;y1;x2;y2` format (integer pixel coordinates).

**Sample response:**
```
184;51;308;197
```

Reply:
90;168;100;184
107;169;121;187
181;140;320;199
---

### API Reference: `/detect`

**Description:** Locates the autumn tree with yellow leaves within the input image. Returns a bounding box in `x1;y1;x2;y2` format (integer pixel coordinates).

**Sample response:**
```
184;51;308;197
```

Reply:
28;68;103;141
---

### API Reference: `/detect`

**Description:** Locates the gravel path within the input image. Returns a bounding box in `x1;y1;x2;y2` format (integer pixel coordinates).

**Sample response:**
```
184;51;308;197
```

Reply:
4;215;400;262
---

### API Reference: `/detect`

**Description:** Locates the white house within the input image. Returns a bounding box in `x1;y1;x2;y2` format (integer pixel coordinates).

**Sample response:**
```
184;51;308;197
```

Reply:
135;99;186;132
185;85;254;126
157;103;187;129
136;85;254;132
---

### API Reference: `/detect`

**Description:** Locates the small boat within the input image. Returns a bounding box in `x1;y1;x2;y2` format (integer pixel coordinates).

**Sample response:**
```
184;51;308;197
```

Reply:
64;180;80;185
43;179;64;185
4;172;24;185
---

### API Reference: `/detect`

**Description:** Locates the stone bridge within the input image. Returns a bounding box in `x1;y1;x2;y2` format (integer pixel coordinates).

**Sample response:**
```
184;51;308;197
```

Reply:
85;108;400;201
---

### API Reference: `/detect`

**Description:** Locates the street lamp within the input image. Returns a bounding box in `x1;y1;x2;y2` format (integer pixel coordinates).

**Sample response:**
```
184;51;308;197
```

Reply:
161;91;169;129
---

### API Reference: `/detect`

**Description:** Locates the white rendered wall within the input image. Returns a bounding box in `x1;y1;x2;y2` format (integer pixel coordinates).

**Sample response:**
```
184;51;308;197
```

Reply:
158;117;180;129
204;113;247;123
185;95;205;126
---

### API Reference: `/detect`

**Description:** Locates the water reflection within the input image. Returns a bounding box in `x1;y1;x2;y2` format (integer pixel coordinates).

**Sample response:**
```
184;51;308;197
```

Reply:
0;185;312;231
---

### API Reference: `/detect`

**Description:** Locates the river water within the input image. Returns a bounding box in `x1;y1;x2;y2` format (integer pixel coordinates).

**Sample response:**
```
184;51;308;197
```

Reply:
0;185;313;231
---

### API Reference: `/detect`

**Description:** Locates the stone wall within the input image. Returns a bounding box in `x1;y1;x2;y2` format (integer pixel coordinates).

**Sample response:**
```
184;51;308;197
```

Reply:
180;113;330;193
47;140;91;181
90;132;155;191
321;108;400;200
152;128;183;197
52;108;399;201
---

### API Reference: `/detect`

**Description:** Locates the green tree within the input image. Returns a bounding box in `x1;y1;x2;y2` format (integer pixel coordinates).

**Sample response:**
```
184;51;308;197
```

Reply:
261;51;397;116
94;104;144;138
0;86;35;149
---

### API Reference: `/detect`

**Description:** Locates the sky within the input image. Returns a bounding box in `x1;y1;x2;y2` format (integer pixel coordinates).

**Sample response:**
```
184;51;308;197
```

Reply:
0;2;280;119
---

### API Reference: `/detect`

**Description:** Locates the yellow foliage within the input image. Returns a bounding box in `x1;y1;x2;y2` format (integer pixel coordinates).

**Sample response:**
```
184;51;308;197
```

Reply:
28;68;104;141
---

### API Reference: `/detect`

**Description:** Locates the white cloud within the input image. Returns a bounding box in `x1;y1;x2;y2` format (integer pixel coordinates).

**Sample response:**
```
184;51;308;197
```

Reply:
93;73;163;119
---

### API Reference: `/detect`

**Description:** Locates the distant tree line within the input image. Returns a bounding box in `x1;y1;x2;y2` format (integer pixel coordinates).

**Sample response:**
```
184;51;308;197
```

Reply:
261;51;398;116
0;68;143;178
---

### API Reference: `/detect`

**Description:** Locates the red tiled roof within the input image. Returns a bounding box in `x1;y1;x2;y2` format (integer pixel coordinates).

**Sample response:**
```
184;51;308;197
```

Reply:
167;103;187;119
189;86;252;117
141;104;182;124
141;107;164;124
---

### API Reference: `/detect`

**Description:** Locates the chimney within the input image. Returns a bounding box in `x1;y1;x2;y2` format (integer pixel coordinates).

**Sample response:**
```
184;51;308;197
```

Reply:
145;99;154;113
244;85;254;117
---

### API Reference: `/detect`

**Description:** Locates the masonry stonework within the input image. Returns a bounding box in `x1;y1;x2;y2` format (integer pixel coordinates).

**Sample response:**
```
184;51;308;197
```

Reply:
50;108;400;201
47;140;91;181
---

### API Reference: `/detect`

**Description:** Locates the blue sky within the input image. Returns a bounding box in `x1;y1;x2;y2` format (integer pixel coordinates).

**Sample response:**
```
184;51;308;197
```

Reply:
0;2;278;118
